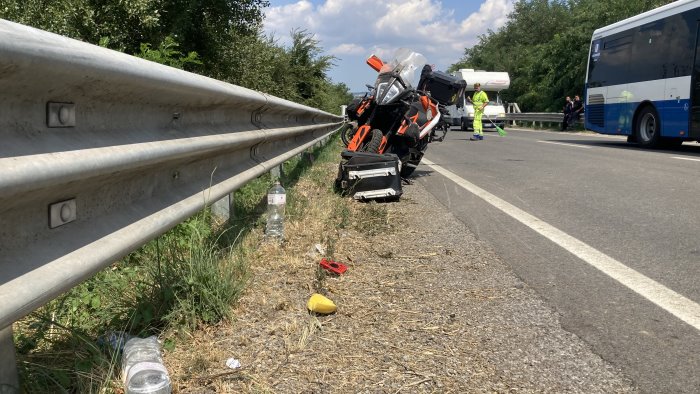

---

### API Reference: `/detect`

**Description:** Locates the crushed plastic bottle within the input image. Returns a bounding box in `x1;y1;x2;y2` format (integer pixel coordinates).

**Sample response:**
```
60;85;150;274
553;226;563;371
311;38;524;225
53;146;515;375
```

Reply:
265;181;286;241
122;336;171;394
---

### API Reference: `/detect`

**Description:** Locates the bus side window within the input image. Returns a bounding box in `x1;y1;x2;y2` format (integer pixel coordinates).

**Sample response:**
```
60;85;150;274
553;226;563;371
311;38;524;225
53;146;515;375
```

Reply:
631;20;667;81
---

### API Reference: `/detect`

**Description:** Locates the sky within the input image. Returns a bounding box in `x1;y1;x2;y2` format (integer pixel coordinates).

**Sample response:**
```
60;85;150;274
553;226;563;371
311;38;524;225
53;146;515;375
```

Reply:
262;0;517;93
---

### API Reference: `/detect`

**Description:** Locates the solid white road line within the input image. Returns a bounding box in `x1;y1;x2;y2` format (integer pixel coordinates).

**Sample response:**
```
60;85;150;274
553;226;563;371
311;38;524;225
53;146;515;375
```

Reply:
538;140;592;149
671;156;700;162
422;158;700;332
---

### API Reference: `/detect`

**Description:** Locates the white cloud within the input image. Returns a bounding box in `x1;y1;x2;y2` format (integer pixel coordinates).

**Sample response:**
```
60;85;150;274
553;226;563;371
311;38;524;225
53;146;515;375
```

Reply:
262;0;516;91
264;0;318;38
460;0;514;37
375;0;441;35
330;43;366;55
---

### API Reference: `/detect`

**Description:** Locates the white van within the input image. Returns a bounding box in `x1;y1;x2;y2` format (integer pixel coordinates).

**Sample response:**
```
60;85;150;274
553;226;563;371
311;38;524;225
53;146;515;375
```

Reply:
448;69;510;131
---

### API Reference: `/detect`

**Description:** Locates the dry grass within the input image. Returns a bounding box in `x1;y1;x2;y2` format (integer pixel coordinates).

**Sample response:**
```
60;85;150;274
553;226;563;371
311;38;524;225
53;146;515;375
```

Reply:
165;143;493;392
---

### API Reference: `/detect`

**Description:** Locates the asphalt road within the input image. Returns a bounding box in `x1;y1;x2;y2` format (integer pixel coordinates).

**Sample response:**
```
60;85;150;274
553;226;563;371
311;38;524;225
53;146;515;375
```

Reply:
415;127;700;393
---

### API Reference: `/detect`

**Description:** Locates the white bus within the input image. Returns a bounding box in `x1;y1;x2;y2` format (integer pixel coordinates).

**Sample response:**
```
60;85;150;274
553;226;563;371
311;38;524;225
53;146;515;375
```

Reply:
585;0;700;147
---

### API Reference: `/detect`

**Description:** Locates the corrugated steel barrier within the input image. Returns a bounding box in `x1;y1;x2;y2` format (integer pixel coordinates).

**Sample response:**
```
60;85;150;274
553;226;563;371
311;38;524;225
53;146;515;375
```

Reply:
0;19;343;334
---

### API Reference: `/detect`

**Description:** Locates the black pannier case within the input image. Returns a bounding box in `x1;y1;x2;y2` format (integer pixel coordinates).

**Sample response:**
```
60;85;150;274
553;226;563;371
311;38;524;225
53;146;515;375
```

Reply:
422;70;467;106
335;150;402;201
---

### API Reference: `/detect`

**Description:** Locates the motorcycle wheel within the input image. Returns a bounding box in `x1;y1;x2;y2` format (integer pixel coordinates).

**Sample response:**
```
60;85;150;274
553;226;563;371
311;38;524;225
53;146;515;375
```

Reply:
362;129;383;153
341;122;356;146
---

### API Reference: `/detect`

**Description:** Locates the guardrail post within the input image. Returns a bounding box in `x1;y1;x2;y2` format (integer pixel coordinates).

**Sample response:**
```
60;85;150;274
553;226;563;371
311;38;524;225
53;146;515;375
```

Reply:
211;193;235;224
0;326;19;393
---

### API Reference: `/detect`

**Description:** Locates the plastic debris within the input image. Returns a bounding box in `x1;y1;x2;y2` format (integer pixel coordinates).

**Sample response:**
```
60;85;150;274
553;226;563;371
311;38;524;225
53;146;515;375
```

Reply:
97;331;134;353
319;258;348;275
314;244;326;255
307;293;337;314
225;358;241;369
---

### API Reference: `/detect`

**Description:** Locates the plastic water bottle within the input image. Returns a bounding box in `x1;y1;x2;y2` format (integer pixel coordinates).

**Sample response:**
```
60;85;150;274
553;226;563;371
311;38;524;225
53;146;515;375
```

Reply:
122;336;171;394
265;181;286;240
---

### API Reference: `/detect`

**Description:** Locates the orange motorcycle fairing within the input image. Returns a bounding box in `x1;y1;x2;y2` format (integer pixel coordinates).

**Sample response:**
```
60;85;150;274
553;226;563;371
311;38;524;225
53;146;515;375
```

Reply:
397;114;420;136
420;95;431;110
366;55;384;72
356;98;372;117
378;135;388;153
347;124;372;151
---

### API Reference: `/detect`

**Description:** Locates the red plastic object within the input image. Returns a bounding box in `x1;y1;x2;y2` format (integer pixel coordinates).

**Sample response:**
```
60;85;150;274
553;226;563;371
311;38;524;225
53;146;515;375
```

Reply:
320;258;347;275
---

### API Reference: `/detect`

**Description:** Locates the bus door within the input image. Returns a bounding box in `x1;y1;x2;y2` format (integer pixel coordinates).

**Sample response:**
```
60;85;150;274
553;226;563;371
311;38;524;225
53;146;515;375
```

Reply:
690;22;700;140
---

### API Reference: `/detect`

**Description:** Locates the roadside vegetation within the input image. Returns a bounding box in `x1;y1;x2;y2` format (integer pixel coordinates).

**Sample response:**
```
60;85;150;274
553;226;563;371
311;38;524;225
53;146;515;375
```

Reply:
14;134;379;392
449;0;675;112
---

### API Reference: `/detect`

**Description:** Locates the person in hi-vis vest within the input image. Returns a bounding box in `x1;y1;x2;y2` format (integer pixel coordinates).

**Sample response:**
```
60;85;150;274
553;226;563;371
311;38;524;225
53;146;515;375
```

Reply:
468;82;488;141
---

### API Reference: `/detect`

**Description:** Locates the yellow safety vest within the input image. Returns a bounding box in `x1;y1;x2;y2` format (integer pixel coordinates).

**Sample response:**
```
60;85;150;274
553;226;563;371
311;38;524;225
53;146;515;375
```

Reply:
472;91;489;112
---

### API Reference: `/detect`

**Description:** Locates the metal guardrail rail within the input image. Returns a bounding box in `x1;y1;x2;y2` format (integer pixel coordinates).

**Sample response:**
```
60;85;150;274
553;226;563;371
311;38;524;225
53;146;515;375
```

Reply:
506;112;563;123
0;19;343;336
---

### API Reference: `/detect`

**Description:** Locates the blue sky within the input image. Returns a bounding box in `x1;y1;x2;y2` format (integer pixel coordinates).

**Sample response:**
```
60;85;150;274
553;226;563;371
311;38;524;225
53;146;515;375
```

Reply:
262;0;516;93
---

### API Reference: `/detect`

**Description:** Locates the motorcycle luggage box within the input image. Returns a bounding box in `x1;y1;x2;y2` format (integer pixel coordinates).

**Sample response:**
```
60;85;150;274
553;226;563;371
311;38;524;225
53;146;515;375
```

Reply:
336;150;402;201
423;71;467;106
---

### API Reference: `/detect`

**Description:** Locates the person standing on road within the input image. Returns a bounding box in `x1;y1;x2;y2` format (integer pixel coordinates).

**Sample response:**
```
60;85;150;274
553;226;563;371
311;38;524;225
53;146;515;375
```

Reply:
468;82;488;141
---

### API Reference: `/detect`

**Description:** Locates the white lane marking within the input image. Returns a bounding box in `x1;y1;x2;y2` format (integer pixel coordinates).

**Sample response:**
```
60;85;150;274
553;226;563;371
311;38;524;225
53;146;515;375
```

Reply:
671;156;700;162
538;140;592;149
422;158;700;331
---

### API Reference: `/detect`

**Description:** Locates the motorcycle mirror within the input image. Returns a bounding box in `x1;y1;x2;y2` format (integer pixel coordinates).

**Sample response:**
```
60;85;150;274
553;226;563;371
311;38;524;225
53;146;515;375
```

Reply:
366;55;384;72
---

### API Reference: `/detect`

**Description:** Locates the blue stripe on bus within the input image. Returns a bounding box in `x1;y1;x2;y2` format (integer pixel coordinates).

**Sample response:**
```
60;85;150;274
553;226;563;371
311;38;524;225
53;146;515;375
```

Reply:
585;99;690;138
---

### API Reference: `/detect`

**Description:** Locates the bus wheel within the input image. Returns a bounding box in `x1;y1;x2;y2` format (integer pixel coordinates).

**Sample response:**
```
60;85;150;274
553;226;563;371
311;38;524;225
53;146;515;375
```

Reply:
635;106;660;148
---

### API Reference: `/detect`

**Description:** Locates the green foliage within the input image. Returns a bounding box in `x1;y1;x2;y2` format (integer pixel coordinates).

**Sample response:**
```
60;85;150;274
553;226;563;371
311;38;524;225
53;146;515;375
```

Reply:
136;35;202;69
452;0;675;111
0;0;268;59
153;219;249;331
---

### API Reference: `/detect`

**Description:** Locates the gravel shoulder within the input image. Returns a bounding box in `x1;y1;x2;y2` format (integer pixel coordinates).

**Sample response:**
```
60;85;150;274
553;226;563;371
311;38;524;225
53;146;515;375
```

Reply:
168;160;637;393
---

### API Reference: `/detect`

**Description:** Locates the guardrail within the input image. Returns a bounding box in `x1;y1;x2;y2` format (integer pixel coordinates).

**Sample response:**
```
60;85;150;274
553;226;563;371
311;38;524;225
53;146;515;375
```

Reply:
0;18;342;383
506;112;562;122
505;112;574;129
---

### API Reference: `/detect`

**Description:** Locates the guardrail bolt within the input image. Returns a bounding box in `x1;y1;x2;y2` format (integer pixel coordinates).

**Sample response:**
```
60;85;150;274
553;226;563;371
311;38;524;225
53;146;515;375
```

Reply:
49;198;77;229
47;102;76;128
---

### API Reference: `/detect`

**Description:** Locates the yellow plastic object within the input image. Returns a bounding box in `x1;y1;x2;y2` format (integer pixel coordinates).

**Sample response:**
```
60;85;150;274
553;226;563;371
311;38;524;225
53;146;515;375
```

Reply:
307;293;337;314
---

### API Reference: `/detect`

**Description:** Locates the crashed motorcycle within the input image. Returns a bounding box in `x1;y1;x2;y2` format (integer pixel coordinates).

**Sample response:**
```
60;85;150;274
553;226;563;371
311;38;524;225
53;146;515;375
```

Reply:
345;49;465;177
345;49;441;177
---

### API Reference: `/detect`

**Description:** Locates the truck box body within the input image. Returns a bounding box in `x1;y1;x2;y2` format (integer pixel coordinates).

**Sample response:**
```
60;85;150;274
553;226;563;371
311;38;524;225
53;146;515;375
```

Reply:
447;69;510;131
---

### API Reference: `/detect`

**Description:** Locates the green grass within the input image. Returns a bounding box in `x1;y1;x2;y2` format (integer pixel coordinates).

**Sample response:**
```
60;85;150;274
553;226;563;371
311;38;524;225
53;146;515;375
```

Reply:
15;134;343;393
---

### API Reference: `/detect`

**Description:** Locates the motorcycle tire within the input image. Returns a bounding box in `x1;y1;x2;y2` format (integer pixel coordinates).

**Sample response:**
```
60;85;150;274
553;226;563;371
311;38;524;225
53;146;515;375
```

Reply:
340;122;356;146
362;129;383;153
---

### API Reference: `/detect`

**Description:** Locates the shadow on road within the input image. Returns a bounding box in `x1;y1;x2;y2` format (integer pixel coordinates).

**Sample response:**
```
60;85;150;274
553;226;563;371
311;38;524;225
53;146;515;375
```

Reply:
548;139;700;157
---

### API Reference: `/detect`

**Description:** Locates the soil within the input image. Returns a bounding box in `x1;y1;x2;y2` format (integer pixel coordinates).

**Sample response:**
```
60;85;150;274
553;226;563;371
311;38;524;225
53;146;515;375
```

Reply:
166;164;637;393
